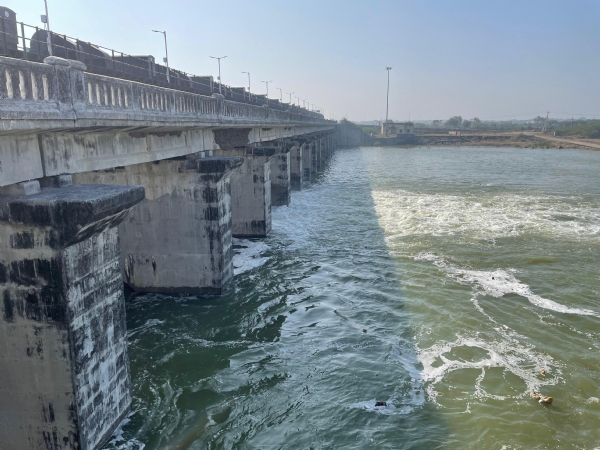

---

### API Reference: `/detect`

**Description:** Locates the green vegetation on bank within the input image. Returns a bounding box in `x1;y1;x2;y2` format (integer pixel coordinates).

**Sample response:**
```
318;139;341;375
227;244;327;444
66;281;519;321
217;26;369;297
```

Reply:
554;120;600;138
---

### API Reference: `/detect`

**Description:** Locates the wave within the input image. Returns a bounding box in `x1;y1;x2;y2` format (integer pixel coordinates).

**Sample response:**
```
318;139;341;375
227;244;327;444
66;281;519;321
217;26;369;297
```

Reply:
232;238;270;275
371;189;600;241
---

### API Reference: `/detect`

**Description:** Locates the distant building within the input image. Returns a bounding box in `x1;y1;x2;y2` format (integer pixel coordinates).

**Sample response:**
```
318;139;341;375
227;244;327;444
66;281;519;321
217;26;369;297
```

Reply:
381;121;414;136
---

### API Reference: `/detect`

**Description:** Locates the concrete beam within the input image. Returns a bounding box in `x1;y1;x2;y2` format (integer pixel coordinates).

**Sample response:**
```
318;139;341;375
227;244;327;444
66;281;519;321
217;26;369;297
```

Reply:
0;183;144;450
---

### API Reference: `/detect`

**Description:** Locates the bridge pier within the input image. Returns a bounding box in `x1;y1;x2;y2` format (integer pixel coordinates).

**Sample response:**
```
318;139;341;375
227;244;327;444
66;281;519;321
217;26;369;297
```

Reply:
270;148;291;206
230;148;276;237
0;179;144;450
73;156;242;295
289;142;303;191
310;139;319;174
302;142;312;182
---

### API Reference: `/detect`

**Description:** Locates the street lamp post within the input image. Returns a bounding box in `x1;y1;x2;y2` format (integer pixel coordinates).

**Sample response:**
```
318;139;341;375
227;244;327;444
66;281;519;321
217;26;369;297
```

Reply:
277;88;283;102
242;71;251;101
295;96;299;106
385;66;392;124
210;56;227;95
261;80;272;98
152;30;170;82
287;92;294;104
242;71;251;92
42;0;52;56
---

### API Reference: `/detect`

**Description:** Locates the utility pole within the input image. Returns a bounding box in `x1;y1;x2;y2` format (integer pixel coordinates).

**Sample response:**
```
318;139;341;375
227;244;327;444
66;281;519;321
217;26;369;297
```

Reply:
385;66;392;124
542;111;549;133
42;0;52;56
210;56;227;95
152;30;169;82
287;92;294;104
277;87;283;102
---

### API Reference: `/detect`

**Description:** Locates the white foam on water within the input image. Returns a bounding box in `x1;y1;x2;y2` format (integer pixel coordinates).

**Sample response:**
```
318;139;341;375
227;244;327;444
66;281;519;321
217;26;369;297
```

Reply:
455;268;600;317
418;334;561;404
107;412;146;450
232;238;270;275
371;189;600;242
413;252;600;318
127;319;166;338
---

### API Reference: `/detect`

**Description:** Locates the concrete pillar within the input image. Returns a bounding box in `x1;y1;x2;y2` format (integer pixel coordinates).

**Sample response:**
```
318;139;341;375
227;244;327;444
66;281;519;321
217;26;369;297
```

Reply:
0;179;144;450
231;147;276;237
270;149;291;206
73;156;243;295
302;143;312;182
311;141;319;174
316;138;324;173
289;143;303;191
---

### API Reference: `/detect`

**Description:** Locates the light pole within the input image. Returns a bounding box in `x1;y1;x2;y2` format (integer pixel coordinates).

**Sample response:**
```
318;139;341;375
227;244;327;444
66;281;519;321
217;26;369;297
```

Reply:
287;92;294;104
152;30;169;82
385;66;392;124
261;80;272;98
277;88;283;102
295;96;300;106
42;0;52;56
210;56;227;95
242;71;250;92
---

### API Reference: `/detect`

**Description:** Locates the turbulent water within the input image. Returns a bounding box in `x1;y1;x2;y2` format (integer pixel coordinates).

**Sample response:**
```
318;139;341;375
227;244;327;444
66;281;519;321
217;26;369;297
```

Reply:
105;146;600;450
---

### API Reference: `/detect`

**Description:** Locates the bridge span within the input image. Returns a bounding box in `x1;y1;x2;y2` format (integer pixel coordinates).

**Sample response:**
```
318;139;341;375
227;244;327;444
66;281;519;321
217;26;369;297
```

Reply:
0;55;336;449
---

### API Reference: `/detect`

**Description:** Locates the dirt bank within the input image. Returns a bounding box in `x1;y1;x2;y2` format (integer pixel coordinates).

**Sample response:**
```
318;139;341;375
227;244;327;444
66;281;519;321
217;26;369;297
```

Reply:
414;132;600;150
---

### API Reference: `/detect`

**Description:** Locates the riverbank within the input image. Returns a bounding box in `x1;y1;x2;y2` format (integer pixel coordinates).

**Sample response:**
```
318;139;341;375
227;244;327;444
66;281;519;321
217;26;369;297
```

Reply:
414;131;600;150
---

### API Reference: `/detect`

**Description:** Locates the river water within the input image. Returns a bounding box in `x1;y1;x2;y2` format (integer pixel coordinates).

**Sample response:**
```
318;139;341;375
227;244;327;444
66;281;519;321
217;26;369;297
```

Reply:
106;146;600;450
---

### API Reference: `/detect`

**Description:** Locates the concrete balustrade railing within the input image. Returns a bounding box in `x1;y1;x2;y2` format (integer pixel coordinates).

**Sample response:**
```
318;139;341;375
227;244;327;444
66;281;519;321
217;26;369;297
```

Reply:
0;56;331;131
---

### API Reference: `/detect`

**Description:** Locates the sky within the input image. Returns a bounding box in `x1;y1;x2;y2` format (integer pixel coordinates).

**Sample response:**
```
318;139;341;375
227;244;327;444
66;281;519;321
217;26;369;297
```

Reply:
6;0;600;122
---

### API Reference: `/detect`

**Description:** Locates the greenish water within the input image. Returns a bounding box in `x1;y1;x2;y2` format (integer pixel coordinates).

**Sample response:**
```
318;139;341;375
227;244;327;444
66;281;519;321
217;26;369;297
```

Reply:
106;147;600;449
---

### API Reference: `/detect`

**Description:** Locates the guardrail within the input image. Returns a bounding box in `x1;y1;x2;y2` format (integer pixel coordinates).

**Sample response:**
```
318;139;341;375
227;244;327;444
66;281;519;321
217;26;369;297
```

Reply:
0;56;333;128
0;14;324;120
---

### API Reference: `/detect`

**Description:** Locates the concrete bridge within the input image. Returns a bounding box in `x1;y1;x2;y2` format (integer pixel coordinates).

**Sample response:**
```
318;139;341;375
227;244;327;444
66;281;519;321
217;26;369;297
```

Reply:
0;55;335;449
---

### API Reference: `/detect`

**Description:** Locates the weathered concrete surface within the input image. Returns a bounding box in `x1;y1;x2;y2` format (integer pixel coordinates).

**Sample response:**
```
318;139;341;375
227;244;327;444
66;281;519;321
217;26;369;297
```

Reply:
289;143;303;191
230;148;275;237
0;56;334;188
301;142;311;182
0;183;144;450
311;140;319;174
270;150;291;207
73;157;242;294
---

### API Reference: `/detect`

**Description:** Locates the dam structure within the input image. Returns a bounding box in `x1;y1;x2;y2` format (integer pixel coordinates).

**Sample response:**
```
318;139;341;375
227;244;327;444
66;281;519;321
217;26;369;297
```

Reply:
0;52;335;449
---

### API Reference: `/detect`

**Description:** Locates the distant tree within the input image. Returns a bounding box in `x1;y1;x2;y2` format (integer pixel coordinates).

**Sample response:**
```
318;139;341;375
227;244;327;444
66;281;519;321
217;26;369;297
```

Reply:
472;117;481;127
432;120;443;128
446;116;463;128
533;116;545;123
463;120;472;128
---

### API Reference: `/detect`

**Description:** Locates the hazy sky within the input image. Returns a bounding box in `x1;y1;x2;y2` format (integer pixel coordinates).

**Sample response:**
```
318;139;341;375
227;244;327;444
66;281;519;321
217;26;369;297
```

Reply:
7;0;600;121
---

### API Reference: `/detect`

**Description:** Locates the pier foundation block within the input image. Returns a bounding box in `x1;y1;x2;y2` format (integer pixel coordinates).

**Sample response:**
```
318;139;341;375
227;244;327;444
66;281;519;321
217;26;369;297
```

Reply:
73;156;243;295
0;181;144;450
270;149;291;206
289;142;303;191
302;143;312;182
230;147;276;237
